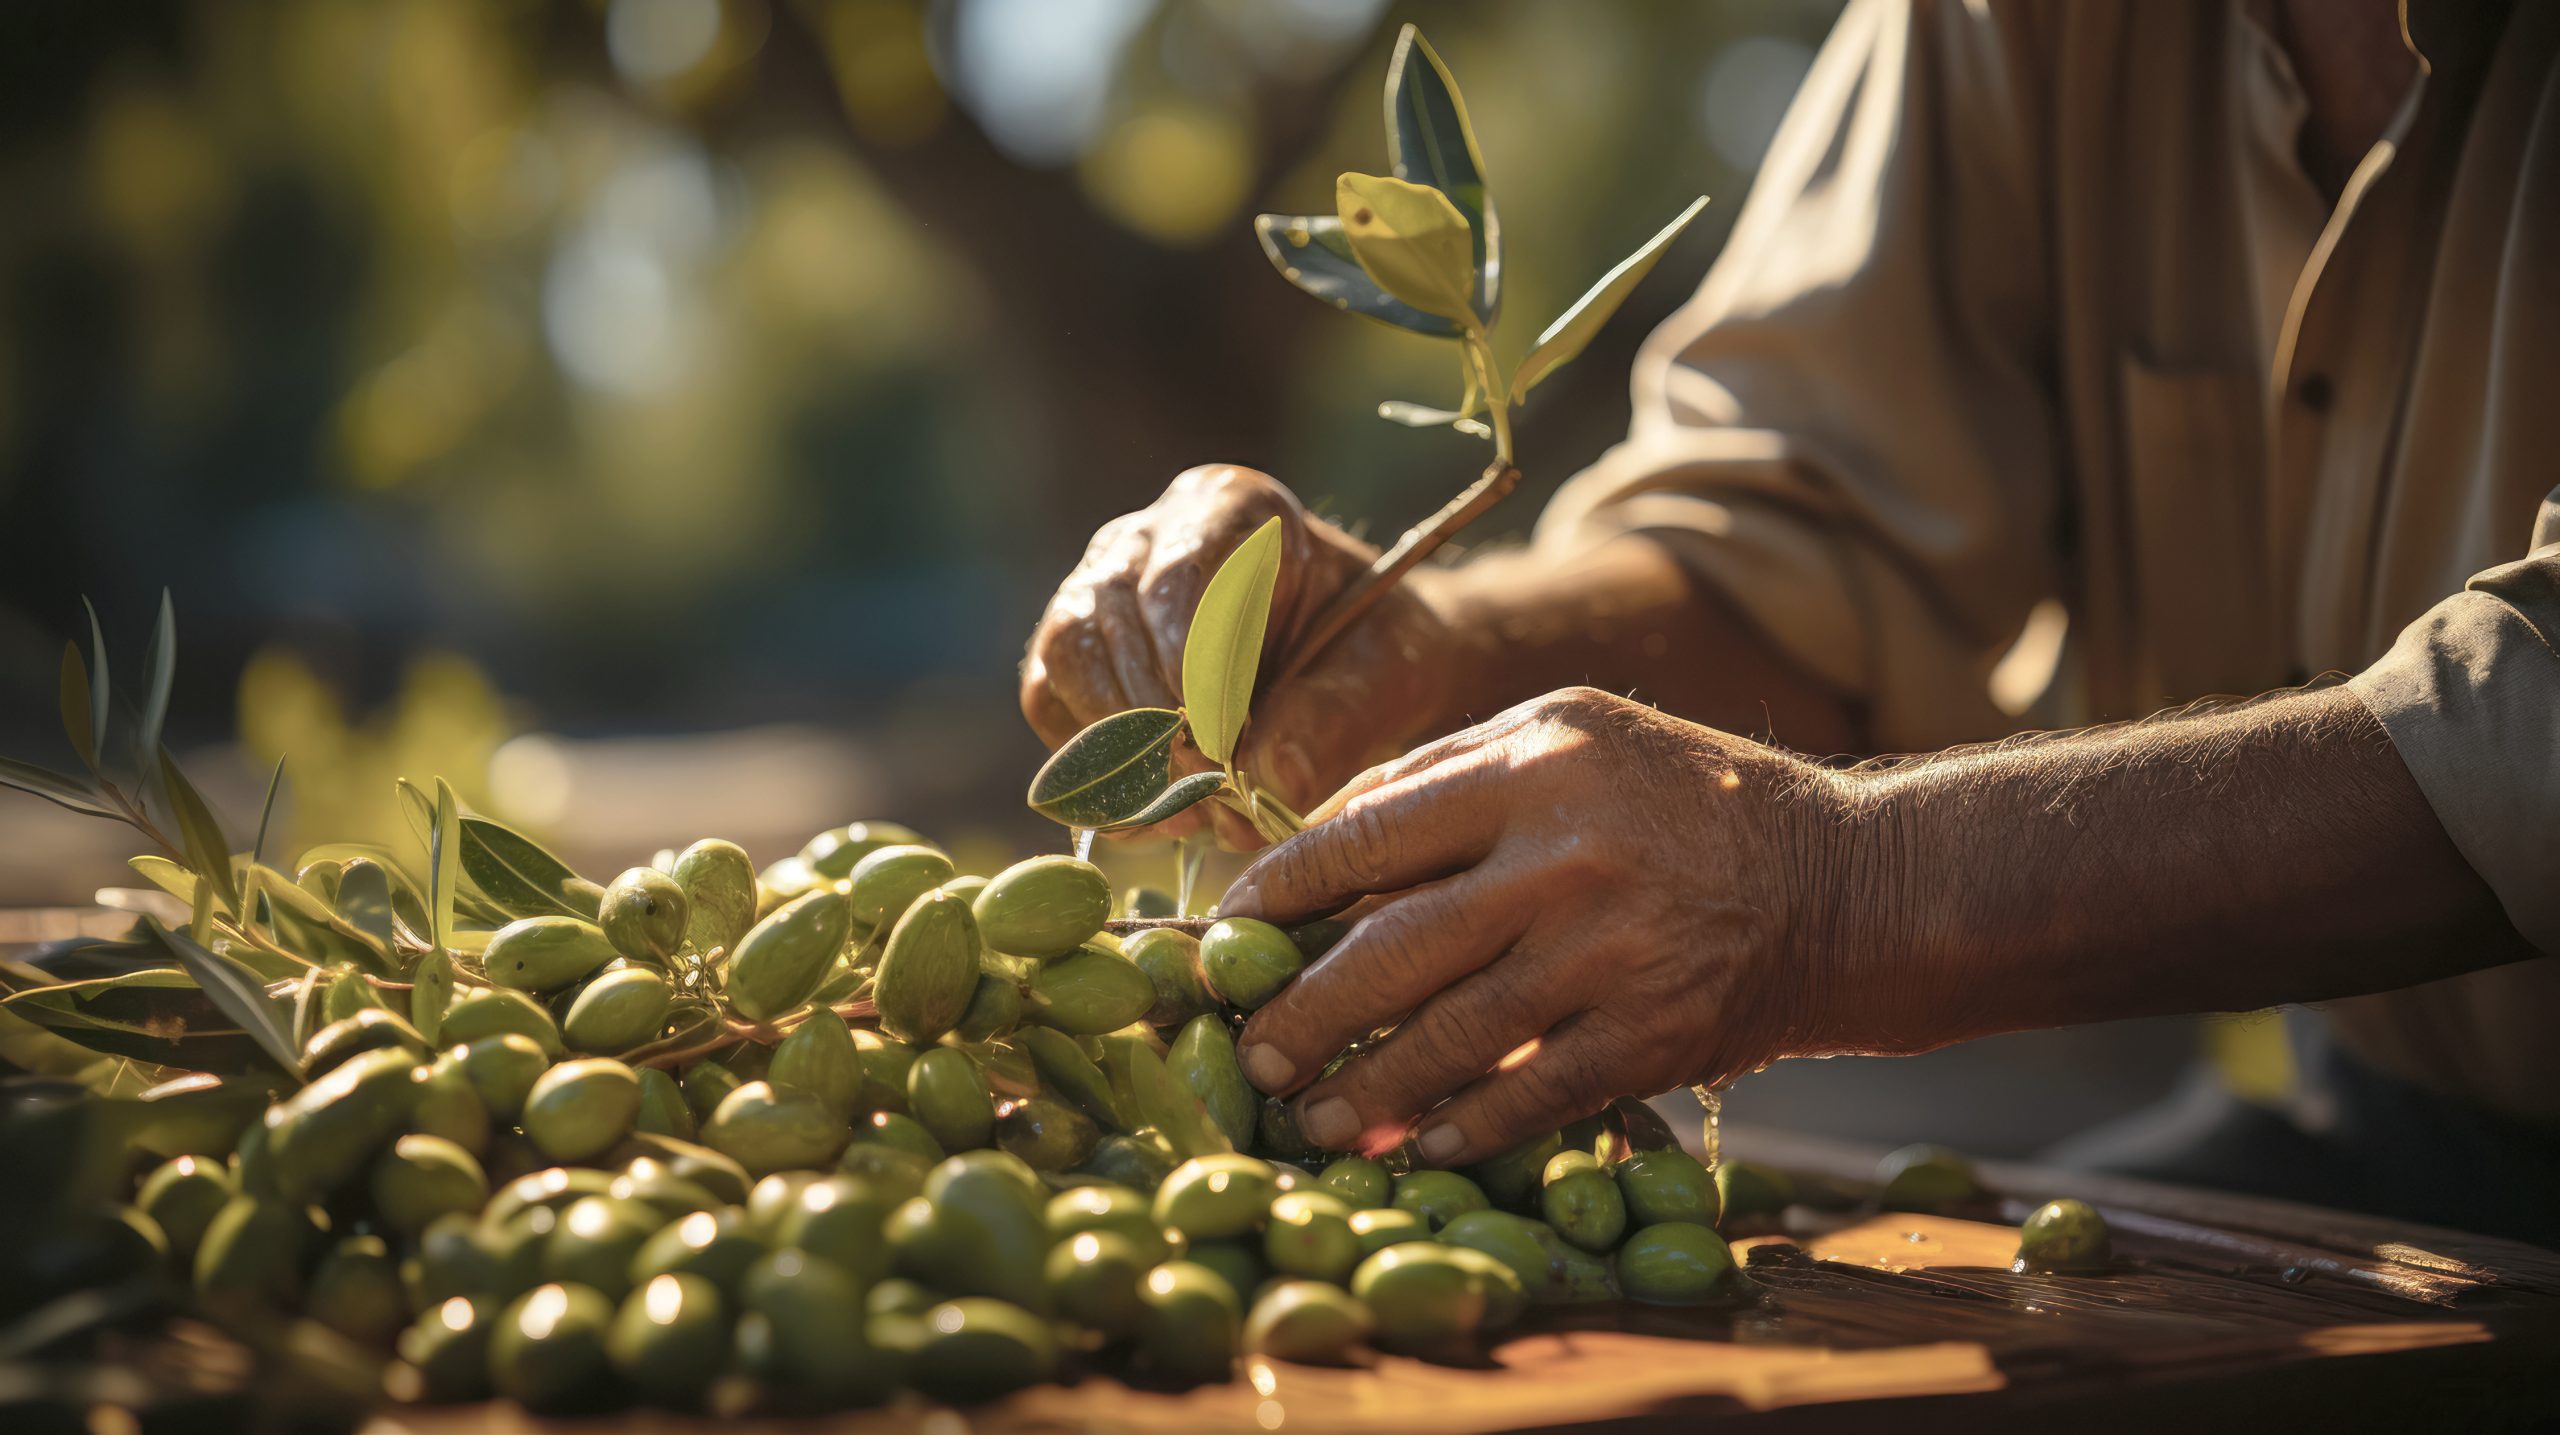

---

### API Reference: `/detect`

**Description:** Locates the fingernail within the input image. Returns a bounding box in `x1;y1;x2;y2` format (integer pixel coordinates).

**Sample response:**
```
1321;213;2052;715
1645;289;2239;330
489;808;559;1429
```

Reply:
1219;876;1261;918
1240;1043;1295;1092
1417;1124;1465;1164
1301;1098;1357;1148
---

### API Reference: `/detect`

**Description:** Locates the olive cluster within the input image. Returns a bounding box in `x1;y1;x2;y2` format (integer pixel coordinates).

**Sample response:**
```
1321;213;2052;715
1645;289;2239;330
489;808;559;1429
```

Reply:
104;820;2099;1414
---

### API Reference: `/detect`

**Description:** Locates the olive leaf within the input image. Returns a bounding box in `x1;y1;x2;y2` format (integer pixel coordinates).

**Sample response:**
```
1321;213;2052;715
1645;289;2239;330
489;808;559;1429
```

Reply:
1096;770;1229;833
250;755;285;869
137;920;299;1075
1513;195;1710;397
1377;400;1490;438
0;757;114;819
80;598;111;774
251;865;390;974
429;778;460;953
59;641;95;772
1027;707;1185;828
1252;214;1464;339
1336;172;1479;327
127;854;195;906
0;968;274;1075
1101;1032;1233;1160
335;859;399;958
1385;24;1499;322
1181;515;1285;768
411;950;452;1044
158;748;239;918
460;816;597;921
135;591;176;790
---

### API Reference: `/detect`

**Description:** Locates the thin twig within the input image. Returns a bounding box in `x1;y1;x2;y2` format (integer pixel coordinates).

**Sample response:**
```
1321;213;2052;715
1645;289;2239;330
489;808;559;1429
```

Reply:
1270;460;1520;691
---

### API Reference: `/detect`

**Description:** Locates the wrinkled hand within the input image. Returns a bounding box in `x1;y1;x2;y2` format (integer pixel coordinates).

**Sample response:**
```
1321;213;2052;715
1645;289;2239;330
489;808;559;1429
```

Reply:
1021;464;1477;848
1220;687;1839;1166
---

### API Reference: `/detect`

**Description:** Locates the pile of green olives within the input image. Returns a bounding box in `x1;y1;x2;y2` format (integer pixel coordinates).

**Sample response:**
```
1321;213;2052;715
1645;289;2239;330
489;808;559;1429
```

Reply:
97;819;2086;1415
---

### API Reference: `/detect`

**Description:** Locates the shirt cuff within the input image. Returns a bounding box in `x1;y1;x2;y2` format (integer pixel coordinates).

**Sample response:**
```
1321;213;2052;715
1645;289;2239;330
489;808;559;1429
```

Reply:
2348;587;2560;956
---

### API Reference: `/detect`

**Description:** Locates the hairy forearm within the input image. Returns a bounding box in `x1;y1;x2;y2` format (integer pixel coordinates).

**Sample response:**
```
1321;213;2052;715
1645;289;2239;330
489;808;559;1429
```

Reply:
1432;534;1861;753
1796;685;2531;1055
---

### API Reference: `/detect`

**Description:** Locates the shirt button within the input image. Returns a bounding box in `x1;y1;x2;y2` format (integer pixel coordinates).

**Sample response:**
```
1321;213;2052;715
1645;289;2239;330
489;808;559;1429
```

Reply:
2294;373;2334;413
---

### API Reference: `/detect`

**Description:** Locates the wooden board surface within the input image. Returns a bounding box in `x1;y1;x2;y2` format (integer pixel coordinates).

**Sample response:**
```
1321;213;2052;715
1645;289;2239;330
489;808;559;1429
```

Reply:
378;1124;2560;1433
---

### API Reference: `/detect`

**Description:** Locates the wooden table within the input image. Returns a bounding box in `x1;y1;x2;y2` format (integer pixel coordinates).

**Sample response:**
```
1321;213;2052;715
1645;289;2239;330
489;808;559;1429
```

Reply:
376;1123;2560;1434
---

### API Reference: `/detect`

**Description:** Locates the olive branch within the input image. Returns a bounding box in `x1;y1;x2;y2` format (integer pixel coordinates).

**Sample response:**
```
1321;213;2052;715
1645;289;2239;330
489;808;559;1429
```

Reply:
1026;26;1706;847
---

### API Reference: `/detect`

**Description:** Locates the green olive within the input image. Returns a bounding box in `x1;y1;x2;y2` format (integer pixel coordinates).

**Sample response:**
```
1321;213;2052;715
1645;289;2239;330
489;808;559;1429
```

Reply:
1616;1221;1743;1306
1263;1190;1361;1284
855;1035;919;1114
767;1006;863;1116
887;1188;1049;1313
727;889;856;1022
775;1174;901;1286
850;1108;947;1163
702;1080;851;1178
1715;1159;1795;1226
485;916;619;993
264;1046;422;1204
306;1234;408;1347
544;1195;660;1300
679;1058;742;1125
621;1133;752;1205
445;1034;550;1122
1540;1168;1627;1254
485;1166;619;1227
1153;1154;1279;1240
1046;1229;1150;1336
1391;1169;1491;1232
608;1161;722;1222
630;1208;765;1293
411;1059;493;1156
1613;1148;1720;1229
802;820;928;880
907;1048;995;1154
1463;1130;1563;1210
489;1283;617;1412
1136;1260;1242;1385
1027;942;1156;1036
437;987;565;1056
191;1197;311;1319
606;1272;729;1403
633;1067;695;1141
997;1092;1100;1171
1347;1205;1432;1257
371;1133;488;1237
868;1277;938;1319
301;1008;430;1077
136;1154;233;1262
906;1297;1056;1402
972;855;1111;958
599;867;689;963
871;889;981;1044
738;1249;889;1404
1019;1025;1129;1132
1126;927;1218;1027
1078;1132;1179;1191
1183;1238;1267;1310
2014;1197;2110;1272
394;1295;494;1403
1876;1144;1981;1214
1543;1148;1602;1184
1198;918;1304;1010
1168;1014;1256;1150
1318;1155;1393;1210
1350;1243;1487;1354
409;1214;502;1308
562;967;673;1054
1243;1279;1374;1365
1046;1185;1163;1255
671;839;759;957
849;844;958;931
1443;1244;1529;1329
523;1059;643;1163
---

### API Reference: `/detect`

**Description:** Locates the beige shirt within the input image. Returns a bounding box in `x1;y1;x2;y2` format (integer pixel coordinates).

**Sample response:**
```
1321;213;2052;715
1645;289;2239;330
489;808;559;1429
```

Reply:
1541;0;2560;1123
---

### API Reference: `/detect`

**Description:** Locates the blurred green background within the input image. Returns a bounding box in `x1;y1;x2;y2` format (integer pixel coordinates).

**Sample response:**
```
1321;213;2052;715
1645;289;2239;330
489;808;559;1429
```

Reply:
0;0;2231;1155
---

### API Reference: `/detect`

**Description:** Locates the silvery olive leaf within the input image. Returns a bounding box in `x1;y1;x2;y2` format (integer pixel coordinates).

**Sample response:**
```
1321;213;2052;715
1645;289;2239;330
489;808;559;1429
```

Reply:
1254;213;1465;338
1094;770;1229;832
1386;24;1500;322
1028;706;1187;828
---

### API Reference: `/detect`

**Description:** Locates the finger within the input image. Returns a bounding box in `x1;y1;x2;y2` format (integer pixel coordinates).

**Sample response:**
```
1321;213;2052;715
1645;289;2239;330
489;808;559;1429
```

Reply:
1283;939;1571;1157
1220;754;1503;925
1091;578;1181;713
1018;650;1081;750
1235;865;1529;1097
1405;1009;1633;1167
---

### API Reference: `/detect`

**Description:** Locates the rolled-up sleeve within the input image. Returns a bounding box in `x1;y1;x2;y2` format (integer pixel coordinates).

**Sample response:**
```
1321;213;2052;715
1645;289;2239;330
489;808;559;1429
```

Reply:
2349;491;2560;955
1537;0;2058;751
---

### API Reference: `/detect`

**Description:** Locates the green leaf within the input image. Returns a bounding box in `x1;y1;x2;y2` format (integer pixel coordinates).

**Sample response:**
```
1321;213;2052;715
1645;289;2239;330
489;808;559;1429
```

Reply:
158;748;239;918
1100;1033;1232;1160
1513;195;1710;397
250;866;390;974
0;757;113;819
136;591;176;786
60;642;95;772
1335;172;1479;327
430;780;460;955
334;859;399;959
127;855;195;906
1376;400;1490;439
1385;25;1499;322
1094;770;1229;833
1181;515;1285;767
81;598;111;773
136;921;299;1075
395;776;435;853
0;968;274;1076
250;756;285;869
457;814;595;921
1253;214;1464;338
411;950;453;1045
1026;707;1185;828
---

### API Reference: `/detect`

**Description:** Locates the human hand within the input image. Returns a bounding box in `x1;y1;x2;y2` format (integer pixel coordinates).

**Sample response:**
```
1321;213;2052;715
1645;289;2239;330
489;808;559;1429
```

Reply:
1219;687;1843;1165
1020;464;1482;847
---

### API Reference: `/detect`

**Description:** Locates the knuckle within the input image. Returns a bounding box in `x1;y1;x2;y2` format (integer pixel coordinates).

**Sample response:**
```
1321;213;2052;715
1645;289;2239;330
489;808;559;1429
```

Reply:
1344;902;1432;997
